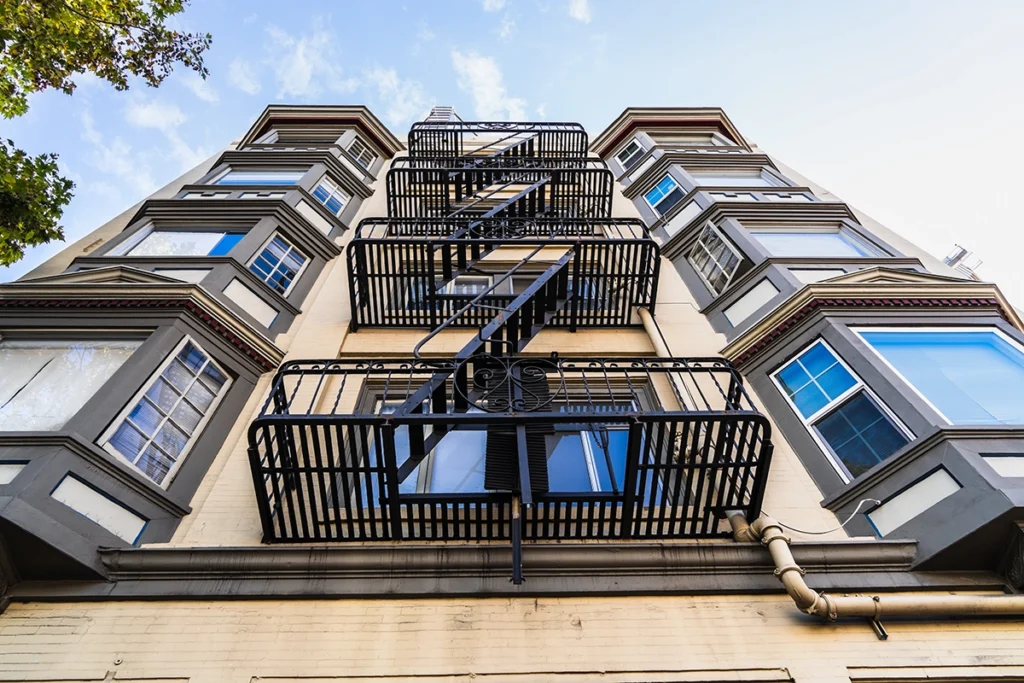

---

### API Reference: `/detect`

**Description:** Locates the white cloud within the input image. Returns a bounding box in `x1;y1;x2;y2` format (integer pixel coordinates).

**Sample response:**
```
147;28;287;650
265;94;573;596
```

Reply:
482;0;506;10
228;58;262;95
536;104;547;118
451;49;526;120
182;73;218;103
568;0;591;23
364;66;431;126
124;99;186;133
265;25;359;99
497;15;516;41
80;109;156;197
418;24;436;42
123;98;210;173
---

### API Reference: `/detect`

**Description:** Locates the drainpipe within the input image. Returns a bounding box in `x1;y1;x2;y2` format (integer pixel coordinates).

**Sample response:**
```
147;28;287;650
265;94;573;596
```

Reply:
727;512;1024;621
639;307;671;357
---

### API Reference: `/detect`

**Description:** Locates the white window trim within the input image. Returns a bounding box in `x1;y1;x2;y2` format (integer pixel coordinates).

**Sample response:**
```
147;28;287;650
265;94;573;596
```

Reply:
852;325;1024;427
112;222;155;256
443;275;493;295
643;174;683;215
347;136;378;169
252;130;279;144
614;137;645;172
99;336;232;488
112;224;242;258
688;221;744;296
247;233;309;297
770;338;914;483
311;175;351;217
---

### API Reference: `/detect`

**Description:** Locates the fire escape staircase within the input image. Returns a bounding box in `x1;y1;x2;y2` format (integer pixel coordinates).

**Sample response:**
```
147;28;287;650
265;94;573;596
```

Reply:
248;118;774;586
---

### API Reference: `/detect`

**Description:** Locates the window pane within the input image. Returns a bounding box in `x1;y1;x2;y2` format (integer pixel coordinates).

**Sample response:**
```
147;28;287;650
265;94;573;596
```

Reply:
208;233;245;256
429;428;487;493
751;231;874;258
590;429;629;492
249;236;307;295
105;341;229;485
814;391;909;478
215;169;306;185
0;341;140;431
777;342;855;419
862;330;1024;424
547;434;595;492
691;173;773;187
128;231;224;257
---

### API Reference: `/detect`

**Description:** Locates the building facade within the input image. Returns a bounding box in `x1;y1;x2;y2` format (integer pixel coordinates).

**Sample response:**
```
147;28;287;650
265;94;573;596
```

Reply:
1;105;1023;682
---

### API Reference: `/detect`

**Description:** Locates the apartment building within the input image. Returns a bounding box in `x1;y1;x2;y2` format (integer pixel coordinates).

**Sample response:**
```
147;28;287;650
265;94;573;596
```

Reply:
0;104;1023;682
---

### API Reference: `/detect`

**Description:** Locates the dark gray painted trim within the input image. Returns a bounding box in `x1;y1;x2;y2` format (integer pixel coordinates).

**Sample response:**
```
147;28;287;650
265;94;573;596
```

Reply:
207;149;374;199
13;538;1011;601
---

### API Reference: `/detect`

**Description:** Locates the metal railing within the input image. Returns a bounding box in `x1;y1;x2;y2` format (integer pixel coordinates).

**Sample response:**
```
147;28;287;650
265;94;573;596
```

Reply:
408;121;588;159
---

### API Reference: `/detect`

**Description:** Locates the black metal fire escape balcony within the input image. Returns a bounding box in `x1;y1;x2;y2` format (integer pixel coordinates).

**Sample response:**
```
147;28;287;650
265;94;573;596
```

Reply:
407;121;589;160
247;117;776;582
246;356;774;546
347;217;660;330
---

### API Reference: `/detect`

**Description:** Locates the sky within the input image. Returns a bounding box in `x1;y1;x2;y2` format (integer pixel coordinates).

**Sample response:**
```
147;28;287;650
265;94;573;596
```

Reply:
3;0;1024;303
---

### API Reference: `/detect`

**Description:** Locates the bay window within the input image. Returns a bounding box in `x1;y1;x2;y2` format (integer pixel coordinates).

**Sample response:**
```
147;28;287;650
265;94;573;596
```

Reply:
0;340;140;431
773;340;911;480
102;339;230;486
858;328;1024;425
689;169;783;187
348;137;377;169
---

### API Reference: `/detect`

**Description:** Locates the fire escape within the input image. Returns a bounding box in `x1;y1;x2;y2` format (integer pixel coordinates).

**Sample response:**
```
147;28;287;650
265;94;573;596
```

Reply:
247;119;774;583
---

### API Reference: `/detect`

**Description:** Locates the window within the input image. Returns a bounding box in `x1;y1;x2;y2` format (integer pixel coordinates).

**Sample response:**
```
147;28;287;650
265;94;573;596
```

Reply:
371;402;487;495
773;340;911;480
548;418;629;493
750;229;877;258
614;138;645;171
0;340;140;431
643;175;685;216
446;275;493;296
789;268;847;284
688;222;743;295
689;169;782;187
121;229;244;257
347;137;377;169
213;169;307;185
103;340;230;486
858;328;1024;425
248;235;308;296
311;176;350;216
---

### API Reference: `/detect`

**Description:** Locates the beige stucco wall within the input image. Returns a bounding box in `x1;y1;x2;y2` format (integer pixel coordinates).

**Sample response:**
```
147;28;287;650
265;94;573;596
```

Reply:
3;595;1024;683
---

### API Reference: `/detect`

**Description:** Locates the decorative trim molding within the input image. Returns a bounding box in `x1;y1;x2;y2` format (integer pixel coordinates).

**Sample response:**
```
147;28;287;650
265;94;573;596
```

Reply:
0;283;284;372
592;107;752;156
12;537;1011;601
721;275;1023;367
238;104;404;156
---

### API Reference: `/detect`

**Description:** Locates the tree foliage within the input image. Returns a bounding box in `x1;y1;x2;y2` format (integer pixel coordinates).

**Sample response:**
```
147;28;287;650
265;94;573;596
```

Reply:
0;139;74;265
0;0;211;266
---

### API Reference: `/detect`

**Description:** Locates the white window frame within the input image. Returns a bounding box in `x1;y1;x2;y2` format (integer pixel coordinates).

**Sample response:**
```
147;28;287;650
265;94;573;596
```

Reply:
643;174;684;216
770;338;913;482
311;175;351;217
444;275;493;296
749;226;881;258
247;233;309;297
614;137;645;171
99;337;232;488
347;136;378;170
852;326;1024;426
688;221;744;296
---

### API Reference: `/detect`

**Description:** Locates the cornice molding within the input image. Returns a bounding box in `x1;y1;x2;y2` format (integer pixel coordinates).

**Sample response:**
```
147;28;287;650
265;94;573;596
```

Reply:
239;105;404;156
214;149;374;199
721;277;1022;368
592;108;752;157
0;283;284;372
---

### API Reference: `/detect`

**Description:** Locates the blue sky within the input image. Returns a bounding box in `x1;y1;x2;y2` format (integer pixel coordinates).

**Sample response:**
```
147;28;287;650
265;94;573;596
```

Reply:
4;0;1024;304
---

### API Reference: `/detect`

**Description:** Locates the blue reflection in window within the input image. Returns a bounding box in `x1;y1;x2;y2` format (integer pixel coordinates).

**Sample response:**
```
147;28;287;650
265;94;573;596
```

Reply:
862;330;1024;425
776;342;856;419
